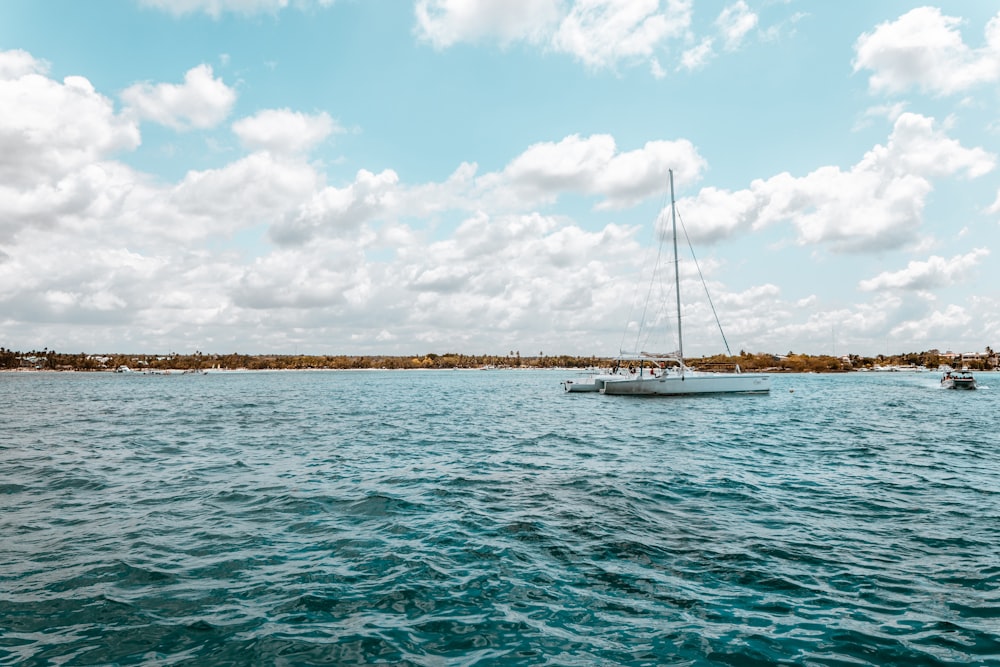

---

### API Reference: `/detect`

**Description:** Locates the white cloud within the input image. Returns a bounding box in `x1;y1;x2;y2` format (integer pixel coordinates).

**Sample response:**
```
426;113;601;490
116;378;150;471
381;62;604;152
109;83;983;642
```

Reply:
853;7;1000;96
0;50;140;213
138;131;707;250
552;0;690;71
795;295;817;309
414;0;562;48
416;0;693;72
859;248;990;292
121;64;236;130
271;169;400;245
671;186;756;242
751;295;905;355
139;0;335;18
233;239;369;309
759;10;806;44
164;152;322;239
390;211;648;349
0;161;141;243
870;112;994;178
888;304;971;342
988;190;1000;215
676;113;995;251
650;57;667;79
716;0;757;51
0;49;48;79
232;109;342;154
679;37;714;71
482;133;707;210
853;102;908;131
0;66;319;248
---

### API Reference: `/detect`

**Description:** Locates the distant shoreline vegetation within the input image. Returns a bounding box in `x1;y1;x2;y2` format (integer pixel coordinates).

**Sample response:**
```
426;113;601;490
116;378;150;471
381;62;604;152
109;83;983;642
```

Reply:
2;348;997;373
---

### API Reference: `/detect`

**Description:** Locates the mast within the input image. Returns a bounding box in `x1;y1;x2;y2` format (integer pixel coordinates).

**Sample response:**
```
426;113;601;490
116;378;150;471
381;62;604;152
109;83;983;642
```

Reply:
669;169;683;364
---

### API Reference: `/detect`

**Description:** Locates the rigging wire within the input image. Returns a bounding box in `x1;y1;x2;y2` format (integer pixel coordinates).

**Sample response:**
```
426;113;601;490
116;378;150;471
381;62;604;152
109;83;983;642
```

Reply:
676;207;733;357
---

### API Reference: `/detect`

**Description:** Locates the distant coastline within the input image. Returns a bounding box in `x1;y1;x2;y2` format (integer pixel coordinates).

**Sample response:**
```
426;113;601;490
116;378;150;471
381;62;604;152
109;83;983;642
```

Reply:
2;348;996;373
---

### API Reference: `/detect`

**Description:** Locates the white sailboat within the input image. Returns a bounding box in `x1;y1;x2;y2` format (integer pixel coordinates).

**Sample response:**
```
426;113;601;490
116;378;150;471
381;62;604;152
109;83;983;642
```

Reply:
592;170;770;396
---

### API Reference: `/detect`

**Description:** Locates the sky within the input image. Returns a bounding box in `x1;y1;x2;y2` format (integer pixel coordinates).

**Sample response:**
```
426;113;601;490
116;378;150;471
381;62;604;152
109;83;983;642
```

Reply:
1;1;999;358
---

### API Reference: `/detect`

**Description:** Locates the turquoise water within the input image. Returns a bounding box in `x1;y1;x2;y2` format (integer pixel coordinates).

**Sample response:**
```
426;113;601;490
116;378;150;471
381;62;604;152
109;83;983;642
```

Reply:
2;370;998;666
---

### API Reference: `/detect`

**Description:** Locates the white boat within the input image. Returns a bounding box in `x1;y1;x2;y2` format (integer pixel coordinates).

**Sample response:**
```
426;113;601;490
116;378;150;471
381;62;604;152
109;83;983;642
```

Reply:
581;169;770;397
561;370;616;392
941;369;976;390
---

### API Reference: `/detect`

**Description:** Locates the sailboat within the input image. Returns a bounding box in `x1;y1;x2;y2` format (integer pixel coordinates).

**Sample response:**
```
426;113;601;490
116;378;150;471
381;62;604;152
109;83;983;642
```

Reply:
593;170;770;396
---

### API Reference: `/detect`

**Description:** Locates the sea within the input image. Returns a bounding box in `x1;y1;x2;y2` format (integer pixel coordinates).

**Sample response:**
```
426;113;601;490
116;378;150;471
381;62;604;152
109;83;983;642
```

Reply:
1;369;998;666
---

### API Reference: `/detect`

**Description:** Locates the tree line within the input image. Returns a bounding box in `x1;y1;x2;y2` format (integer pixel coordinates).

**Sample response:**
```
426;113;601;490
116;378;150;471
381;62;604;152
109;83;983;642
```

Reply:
0;348;602;371
3;347;996;372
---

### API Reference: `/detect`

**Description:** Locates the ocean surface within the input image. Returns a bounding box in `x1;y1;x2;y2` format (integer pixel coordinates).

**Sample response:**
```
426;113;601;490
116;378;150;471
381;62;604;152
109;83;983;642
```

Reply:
2;369;999;666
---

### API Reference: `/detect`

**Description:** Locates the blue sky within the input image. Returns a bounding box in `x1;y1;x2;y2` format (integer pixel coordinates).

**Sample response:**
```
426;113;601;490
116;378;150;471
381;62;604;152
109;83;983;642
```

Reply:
1;1;999;357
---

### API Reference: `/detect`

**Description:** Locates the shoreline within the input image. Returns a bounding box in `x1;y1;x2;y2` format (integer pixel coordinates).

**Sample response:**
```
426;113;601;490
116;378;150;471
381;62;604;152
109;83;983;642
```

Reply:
3;366;980;375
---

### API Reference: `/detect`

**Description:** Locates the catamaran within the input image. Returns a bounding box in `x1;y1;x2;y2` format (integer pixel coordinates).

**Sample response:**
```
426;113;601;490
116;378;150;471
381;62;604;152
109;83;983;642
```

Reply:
567;169;770;397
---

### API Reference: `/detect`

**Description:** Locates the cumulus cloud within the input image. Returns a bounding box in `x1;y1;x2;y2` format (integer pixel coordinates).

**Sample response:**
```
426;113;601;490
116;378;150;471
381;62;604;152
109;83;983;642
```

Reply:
552;0;690;71
234;240;369;310
416;0;697;72
0;162;140;244
888;303;971;342
0;50;326;252
415;0;562;48
220;209;654;355
675;113;995;251
0;50;140;234
262;132;708;247
415;0;764;73
854;7;1000;96
0;48;48;78
393;211;647;348
165;152;321;239
233;109;342;154
139;0;335;18
859;248;990;292
481;133;707;210
121;64;236;130
271;169;401;245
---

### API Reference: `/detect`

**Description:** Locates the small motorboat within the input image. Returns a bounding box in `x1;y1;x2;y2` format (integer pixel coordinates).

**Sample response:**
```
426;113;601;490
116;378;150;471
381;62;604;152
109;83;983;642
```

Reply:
941;370;976;390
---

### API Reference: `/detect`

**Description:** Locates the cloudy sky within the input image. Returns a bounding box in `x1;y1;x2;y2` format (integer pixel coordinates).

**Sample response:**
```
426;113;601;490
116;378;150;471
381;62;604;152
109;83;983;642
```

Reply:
2;1;999;357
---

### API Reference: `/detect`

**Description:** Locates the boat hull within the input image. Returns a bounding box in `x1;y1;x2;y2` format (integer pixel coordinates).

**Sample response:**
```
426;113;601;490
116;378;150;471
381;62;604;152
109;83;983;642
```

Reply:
562;373;623;392
562;378;602;392
600;372;771;395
